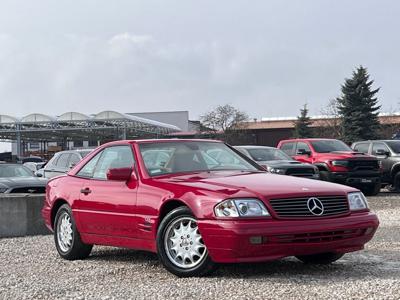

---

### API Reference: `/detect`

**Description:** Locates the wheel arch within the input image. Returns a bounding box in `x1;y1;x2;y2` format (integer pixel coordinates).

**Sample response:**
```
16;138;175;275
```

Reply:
314;163;329;172
157;199;190;228
390;162;400;178
50;198;69;229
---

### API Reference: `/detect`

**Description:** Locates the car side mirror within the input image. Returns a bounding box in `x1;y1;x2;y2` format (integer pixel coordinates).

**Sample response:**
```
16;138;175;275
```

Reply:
106;167;135;181
375;149;389;157
69;163;76;169
297;149;311;156
35;171;43;177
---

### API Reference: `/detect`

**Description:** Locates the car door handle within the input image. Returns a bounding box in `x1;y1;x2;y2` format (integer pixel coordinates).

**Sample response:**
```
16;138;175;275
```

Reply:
80;188;92;195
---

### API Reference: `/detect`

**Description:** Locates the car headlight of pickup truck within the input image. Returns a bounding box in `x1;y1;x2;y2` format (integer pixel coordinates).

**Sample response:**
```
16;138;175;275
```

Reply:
348;192;369;211
267;167;286;174
332;160;349;167
214;199;270;217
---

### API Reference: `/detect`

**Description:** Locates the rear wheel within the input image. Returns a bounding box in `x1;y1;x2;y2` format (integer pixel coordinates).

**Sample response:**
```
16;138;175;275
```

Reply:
54;204;92;260
157;206;216;277
296;252;344;264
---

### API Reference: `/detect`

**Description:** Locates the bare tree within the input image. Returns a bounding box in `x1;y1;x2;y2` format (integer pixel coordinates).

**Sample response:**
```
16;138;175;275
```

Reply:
200;104;250;144
200;104;249;132
314;98;343;139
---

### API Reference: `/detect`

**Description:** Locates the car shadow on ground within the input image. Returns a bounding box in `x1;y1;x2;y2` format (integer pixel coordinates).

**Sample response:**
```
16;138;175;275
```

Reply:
86;247;400;281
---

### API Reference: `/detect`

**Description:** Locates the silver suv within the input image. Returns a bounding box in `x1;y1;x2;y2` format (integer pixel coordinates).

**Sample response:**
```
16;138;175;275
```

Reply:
43;149;93;179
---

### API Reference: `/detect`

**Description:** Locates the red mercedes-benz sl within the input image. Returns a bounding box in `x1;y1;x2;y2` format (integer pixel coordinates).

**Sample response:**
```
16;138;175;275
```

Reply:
42;139;379;277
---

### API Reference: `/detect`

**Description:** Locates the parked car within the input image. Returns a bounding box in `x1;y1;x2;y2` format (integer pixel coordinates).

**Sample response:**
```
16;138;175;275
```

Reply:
24;161;47;173
234;145;319;179
352;140;400;191
278;138;381;196
18;156;44;164
0;163;47;193
42;139;379;277
43;149;93;179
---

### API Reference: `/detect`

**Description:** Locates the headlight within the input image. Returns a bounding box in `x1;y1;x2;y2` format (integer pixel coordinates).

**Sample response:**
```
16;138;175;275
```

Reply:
214;199;270;217
267;167;286;174
348;192;369;211
0;188;7;193
332;160;349;167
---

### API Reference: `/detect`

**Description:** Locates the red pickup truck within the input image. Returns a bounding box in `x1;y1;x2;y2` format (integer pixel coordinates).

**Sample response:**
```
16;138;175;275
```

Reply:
278;138;381;196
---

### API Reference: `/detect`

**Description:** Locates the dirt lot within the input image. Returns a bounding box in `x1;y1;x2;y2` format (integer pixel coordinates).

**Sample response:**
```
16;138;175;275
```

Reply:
0;194;399;300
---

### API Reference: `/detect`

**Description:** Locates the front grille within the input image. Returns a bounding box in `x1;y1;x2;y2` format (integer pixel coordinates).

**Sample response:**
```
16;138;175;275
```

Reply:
10;187;46;194
348;160;379;171
269;195;349;218
269;229;365;244
286;168;315;177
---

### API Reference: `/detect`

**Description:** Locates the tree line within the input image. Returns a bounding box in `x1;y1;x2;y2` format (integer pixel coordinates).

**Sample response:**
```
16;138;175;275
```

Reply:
201;66;390;144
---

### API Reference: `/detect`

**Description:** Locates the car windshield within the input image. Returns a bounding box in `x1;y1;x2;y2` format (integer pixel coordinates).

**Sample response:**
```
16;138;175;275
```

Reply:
386;141;400;153
246;148;293;161
310;140;352;153
79;150;92;158
139;141;260;176
0;165;34;178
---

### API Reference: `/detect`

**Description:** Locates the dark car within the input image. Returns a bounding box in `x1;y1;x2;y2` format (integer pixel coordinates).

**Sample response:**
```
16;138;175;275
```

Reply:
352;140;400;191
234;145;319;179
0;163;47;193
43;149;93;179
42;139;378;277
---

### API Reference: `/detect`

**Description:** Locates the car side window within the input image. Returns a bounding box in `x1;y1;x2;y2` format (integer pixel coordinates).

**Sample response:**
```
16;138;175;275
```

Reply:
92;146;135;180
280;142;295;156
76;151;103;178
296;142;311;154
56;154;71;168
69;154;81;166
372;143;389;155
354;143;370;154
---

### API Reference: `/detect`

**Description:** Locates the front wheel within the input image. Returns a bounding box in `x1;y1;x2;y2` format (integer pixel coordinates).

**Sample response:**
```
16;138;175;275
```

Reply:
362;182;381;196
296;252;344;264
54;204;93;260
156;206;216;277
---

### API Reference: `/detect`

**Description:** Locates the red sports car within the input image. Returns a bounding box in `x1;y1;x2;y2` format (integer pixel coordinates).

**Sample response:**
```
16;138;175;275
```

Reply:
42;139;379;277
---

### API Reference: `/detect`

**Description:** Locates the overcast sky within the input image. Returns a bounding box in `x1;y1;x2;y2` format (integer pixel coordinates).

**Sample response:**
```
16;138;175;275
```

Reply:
0;0;399;125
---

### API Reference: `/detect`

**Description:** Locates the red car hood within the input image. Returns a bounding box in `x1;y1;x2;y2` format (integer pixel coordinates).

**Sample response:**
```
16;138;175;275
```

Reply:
316;151;375;160
158;171;357;199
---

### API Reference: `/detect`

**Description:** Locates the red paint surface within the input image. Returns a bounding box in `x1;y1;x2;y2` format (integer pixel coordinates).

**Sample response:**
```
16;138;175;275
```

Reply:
42;139;379;263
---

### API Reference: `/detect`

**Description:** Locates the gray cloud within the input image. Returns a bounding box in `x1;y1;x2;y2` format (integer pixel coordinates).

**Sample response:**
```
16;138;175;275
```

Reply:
0;0;399;124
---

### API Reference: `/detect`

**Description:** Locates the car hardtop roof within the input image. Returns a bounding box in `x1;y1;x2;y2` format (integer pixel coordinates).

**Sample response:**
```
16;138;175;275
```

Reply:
235;145;276;149
57;149;93;153
132;138;223;144
353;140;400;143
280;138;340;142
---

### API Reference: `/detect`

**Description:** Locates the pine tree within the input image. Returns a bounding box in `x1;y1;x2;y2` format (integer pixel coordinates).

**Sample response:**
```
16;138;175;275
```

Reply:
337;66;381;143
293;104;313;138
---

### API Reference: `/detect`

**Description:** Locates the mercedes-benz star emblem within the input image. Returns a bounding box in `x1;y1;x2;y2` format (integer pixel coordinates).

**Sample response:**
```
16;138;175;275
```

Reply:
307;197;324;216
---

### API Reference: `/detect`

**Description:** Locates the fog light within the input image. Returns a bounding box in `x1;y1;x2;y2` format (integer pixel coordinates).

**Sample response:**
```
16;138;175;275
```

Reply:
249;236;262;244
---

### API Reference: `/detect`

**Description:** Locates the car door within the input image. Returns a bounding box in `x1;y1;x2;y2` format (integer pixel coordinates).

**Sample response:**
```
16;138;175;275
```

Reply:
293;142;313;163
74;145;138;238
371;142;391;182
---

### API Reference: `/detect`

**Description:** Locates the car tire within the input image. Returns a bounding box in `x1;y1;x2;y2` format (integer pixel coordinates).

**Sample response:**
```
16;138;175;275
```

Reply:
296;252;344;264
319;170;331;182
388;172;400;192
54;204;93;260
156;206;216;277
362;182;381;196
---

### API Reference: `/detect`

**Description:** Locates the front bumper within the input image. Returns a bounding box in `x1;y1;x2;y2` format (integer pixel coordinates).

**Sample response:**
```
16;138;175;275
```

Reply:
197;212;379;263
330;172;381;187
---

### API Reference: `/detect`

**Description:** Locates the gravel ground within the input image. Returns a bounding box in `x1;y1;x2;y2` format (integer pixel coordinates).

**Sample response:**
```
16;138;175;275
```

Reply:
0;194;399;300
